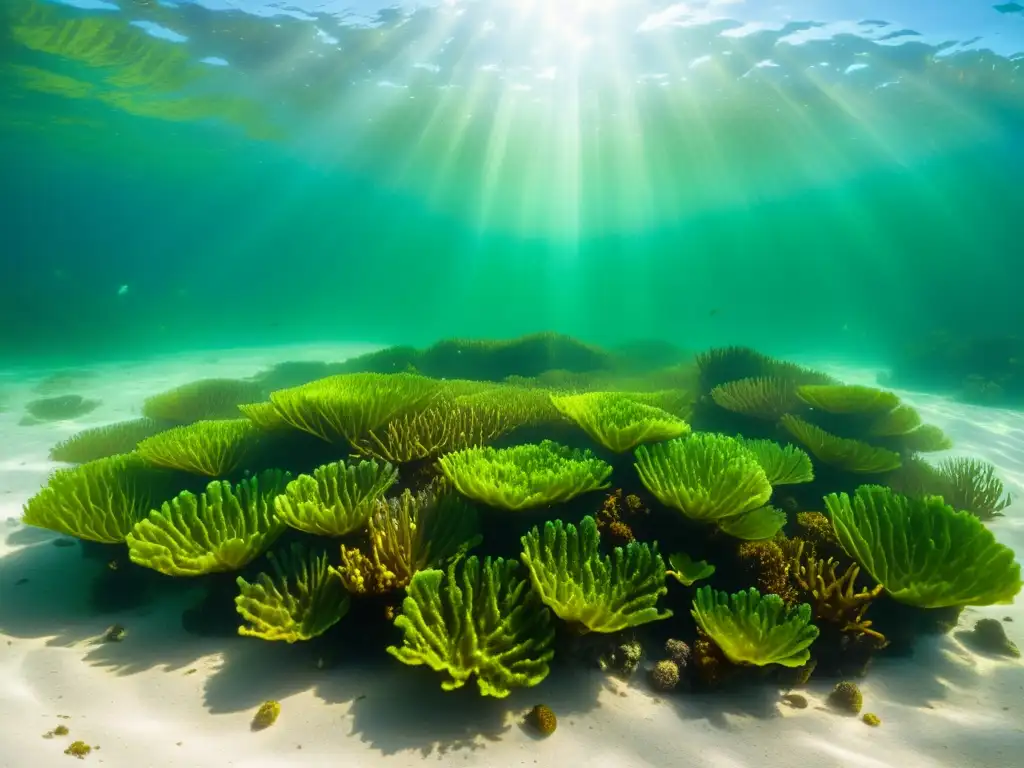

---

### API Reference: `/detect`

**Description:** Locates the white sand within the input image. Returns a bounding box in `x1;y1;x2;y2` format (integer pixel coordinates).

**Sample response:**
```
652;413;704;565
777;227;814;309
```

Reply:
1;347;1022;768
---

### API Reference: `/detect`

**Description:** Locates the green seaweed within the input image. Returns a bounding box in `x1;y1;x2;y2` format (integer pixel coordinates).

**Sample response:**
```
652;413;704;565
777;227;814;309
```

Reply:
235;543;350;642
520;516;671;633
273;459;397;537
550;391;690;452
438;440;612;510
136;419;264;477
634;433;772;523
22;453;170;543
825;485;1022;608
691;586;820;668
387;556;555;698
127;473;289;576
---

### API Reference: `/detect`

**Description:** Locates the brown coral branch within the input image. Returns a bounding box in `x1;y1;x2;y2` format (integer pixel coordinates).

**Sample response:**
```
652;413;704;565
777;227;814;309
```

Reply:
791;540;886;646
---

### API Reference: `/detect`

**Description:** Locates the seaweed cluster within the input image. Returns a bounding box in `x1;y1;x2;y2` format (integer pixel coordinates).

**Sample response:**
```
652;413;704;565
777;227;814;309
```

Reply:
19;337;1022;710
883;331;1024;408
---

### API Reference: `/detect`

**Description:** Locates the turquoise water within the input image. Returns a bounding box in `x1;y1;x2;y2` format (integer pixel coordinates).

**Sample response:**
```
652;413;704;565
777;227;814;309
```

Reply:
1;0;1022;369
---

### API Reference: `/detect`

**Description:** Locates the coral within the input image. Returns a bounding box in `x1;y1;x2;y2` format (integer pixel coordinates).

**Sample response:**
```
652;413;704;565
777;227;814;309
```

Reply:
862;712;881;727
251;700;280;730
737;539;799;605
49;418;165;464
23;394;100;422
828;681;863;714
967;618;1020;657
456;384;564;427
387;556;555;698
790;540;886;645
550;391;690;452
691;586;819;668
650;659;681;691
268;372;440;443
142;378;264;423
781;415;902;474
350;398;513;463
595;489;648;545
666;552;716;586
438;440;612;510
273;459;397;537
796;384;900;415
335;484;481;596
738;439;814;486
717;506;787;540
64;741;92;758
22;453;169;543
795;511;839;548
825;485;1022;608
126;473;288;576
235;543;350;642
520;516;671;633
935;457;1012;520
525;704;558;736
634;433;772;523
136;419;263;477
665;638;691;667
710;377;802;420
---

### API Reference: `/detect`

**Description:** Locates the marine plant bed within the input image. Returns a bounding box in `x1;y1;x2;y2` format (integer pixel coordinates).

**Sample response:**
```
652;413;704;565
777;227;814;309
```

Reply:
19;343;1021;722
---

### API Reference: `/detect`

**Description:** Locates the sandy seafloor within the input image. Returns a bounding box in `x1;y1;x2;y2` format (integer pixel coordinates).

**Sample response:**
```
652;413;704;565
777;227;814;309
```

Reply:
1;345;1022;768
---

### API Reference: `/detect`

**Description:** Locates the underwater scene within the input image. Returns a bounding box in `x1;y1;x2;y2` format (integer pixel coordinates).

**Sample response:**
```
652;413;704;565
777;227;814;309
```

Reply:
2;1;1024;767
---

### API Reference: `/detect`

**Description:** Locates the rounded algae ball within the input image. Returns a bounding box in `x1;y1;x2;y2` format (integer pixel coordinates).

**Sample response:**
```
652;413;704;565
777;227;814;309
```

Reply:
650;659;681;692
862;712;882;727
664;638;691;668
526;704;557;736
829;681;864;715
252;700;281;731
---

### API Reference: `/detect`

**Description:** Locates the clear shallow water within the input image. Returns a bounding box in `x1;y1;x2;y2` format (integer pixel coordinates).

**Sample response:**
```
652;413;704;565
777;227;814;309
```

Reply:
0;1;1022;365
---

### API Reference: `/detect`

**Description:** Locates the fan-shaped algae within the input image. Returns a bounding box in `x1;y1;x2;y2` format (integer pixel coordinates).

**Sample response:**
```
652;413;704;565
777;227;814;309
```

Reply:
550;392;690;452
126;473;289;576
520;516;671;633
235;543;350;642
825;485;1022;608
273;459;398;537
691;586;820;668
438;440;612;510
634;433;772;523
387;556;555;698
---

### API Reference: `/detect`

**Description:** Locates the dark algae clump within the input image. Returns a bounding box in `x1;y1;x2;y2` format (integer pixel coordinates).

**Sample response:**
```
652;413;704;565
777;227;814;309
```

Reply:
14;337;1024;739
965;618;1020;657
22;395;100;424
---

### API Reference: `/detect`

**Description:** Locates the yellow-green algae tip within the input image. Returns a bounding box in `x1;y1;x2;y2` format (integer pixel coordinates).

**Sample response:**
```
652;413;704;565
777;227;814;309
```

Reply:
829;681;864;715
862;712;882;727
252;700;281;731
64;740;91;758
526;704;557;736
